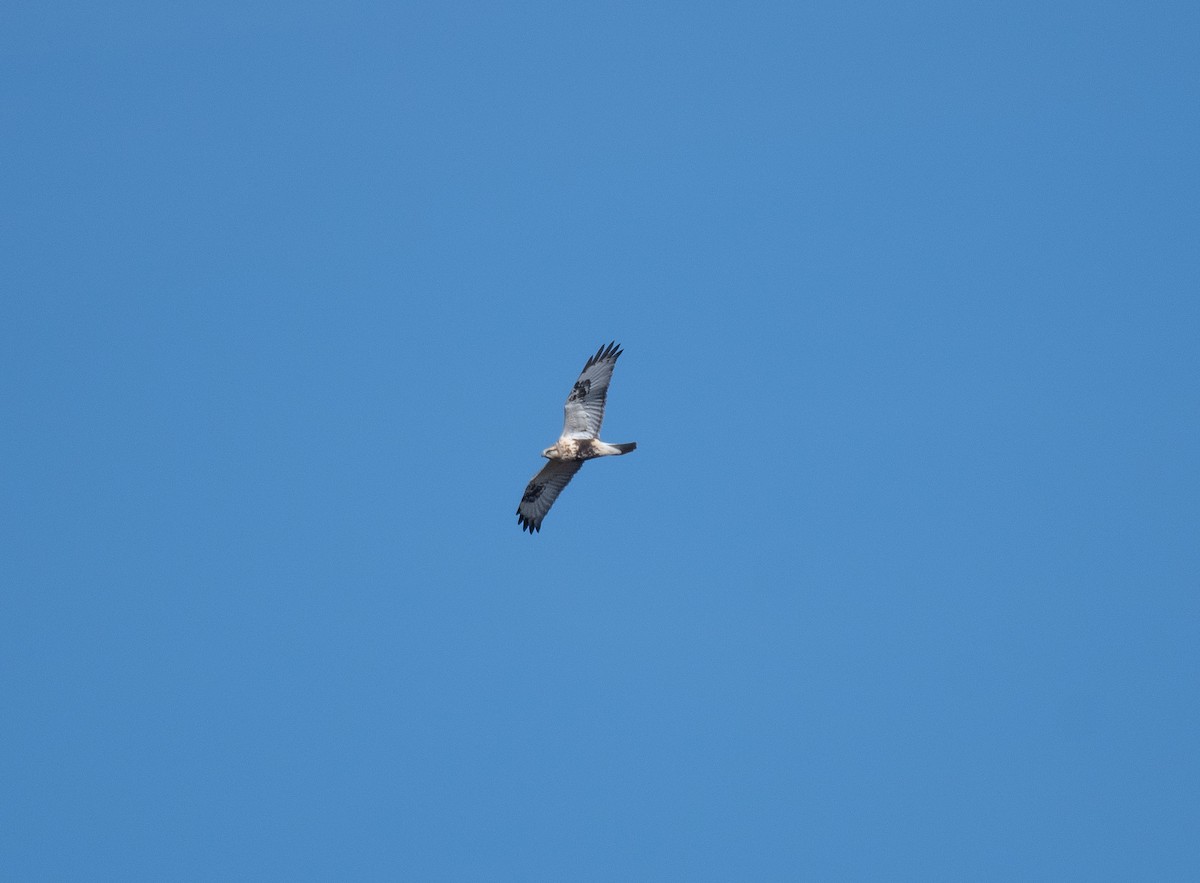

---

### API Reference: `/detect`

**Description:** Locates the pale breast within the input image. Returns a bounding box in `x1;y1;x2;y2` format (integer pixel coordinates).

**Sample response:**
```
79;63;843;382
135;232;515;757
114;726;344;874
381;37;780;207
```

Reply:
554;438;593;460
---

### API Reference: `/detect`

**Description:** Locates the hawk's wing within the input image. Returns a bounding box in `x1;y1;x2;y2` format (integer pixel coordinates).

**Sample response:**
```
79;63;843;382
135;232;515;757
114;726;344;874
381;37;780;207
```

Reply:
516;459;584;533
561;341;623;439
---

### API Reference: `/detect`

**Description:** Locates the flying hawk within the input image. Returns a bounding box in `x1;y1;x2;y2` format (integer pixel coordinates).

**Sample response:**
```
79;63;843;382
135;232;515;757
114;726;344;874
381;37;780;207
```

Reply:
517;341;637;533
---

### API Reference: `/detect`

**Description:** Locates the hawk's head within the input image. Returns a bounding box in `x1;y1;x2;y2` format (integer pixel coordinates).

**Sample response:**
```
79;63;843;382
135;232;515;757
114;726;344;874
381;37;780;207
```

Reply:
541;445;556;459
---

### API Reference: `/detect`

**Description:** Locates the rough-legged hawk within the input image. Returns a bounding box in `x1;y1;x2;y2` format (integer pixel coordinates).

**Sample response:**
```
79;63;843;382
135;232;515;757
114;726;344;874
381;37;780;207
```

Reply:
517;341;637;533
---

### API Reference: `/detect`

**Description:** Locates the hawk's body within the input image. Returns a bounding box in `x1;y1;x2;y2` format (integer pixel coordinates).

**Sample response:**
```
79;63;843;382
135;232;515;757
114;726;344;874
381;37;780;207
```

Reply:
544;438;635;460
517;342;636;533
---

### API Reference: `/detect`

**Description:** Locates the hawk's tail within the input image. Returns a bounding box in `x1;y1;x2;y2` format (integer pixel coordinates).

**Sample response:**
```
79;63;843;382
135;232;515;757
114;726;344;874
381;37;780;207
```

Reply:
613;442;637;454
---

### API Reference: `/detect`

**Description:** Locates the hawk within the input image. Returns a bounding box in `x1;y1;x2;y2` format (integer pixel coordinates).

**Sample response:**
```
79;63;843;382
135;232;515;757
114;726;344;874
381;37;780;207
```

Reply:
517;341;637;533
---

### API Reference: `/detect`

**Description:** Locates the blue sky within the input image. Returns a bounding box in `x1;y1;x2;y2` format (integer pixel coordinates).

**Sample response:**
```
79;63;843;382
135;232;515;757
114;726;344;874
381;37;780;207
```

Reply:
3;1;1198;879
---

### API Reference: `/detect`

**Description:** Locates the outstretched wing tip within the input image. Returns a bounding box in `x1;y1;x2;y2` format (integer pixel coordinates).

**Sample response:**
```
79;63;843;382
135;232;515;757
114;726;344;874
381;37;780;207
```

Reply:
584;340;623;371
516;512;541;533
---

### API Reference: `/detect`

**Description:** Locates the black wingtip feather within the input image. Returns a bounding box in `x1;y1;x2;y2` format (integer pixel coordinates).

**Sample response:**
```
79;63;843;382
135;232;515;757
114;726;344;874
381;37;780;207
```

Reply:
583;341;623;371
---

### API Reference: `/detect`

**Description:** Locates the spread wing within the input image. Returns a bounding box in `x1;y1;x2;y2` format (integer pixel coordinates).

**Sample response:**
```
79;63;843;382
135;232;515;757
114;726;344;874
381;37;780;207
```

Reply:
561;341;623;439
517;459;584;533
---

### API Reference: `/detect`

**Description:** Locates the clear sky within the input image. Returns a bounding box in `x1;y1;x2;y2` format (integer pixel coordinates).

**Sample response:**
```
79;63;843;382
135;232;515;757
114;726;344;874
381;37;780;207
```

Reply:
3;1;1198;879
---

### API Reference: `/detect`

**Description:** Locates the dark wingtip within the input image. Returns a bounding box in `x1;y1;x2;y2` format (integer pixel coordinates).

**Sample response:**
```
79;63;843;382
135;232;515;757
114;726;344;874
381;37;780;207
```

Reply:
584;340;623;370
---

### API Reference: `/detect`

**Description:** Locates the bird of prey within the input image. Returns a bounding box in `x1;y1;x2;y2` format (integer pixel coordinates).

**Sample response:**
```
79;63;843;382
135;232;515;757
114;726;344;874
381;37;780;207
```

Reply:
517;341;637;533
